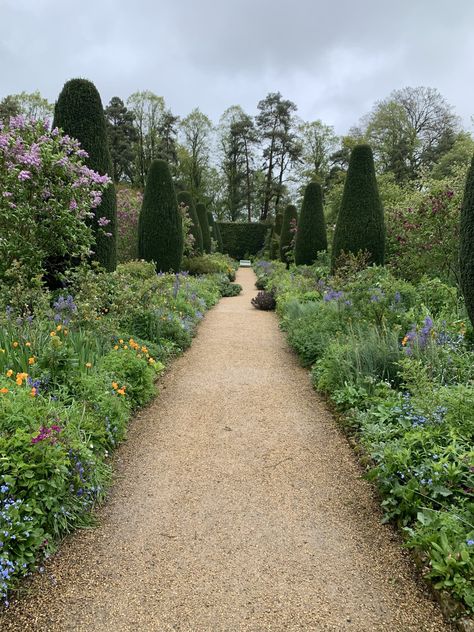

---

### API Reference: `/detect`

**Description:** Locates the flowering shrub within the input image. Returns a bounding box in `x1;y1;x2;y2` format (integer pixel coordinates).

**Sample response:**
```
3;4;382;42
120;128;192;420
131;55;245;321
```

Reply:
116;186;143;262
0;117;111;287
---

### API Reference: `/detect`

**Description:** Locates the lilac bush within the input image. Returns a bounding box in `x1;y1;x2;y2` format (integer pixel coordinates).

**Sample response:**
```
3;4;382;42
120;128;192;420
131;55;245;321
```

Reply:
0;116;111;286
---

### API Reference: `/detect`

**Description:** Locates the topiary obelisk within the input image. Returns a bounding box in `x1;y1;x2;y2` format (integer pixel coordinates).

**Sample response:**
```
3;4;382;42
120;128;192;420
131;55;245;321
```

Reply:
331;144;385;270
294;181;327;265
460;154;474;327
138;160;183;272
177;191;203;253
53;78;117;271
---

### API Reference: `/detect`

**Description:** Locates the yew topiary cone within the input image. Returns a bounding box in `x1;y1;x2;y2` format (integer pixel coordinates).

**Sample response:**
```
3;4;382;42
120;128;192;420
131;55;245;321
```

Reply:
294;182;327;265
138;160;183;272
53;78;117;271
331;144;385;269
460;154;474;326
177;191;203;253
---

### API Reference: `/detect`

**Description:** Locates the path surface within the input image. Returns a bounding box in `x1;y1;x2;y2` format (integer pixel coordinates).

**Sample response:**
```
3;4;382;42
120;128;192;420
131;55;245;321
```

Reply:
1;268;452;632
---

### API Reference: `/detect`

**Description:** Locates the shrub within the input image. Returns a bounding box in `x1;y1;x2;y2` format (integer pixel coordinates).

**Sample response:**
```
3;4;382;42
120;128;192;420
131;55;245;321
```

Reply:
332;144;385;269
116;187;142;262
460;154;474;327
181;253;236;280
279;204;298;265
0;118;109;291
196;203;211;253
217;222;267;259
294;182;327;265
53;78;117;271
177;191;203;254
138;160;183;272
251;290;276;311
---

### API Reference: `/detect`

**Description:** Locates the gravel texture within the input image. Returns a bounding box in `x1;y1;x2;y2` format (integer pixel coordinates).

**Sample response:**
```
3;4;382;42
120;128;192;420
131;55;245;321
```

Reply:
0;268;454;631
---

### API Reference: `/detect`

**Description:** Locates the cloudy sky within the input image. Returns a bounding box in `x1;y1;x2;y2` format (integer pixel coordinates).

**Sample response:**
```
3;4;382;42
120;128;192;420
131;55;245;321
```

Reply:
1;0;473;133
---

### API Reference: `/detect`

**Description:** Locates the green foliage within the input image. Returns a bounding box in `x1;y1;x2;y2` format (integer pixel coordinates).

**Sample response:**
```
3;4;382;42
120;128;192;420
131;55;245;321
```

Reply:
207;211;223;252
279;204;298;265
294;182;327;265
332;144;385;269
53;78;117;271
181;253;237;280
460;154;474;328
217;222;267;259
196;202;212;253
138;160;183;272
177;191;203;254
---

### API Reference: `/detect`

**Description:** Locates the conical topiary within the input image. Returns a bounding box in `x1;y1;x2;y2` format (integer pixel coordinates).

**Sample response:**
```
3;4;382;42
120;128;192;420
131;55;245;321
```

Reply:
196;202;212;253
294;182;327;265
177;191;203;253
138;160;183;272
279;205;298;266
269;212;283;259
53;78;117;271
207;211;222;252
460;154;474;327
331;144;385;269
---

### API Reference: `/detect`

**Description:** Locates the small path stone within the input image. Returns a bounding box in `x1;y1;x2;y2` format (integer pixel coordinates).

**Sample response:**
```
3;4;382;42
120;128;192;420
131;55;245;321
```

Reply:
0;269;453;631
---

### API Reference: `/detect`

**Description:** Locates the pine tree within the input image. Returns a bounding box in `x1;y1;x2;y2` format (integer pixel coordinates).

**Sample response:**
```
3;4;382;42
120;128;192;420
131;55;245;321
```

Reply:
207;211;222;252
294;182;327;265
331;144;385;269
279;204;298;265
196;202;212;253
177;191;203;253
138;160;183;272
53;79;117;271
460;154;474;326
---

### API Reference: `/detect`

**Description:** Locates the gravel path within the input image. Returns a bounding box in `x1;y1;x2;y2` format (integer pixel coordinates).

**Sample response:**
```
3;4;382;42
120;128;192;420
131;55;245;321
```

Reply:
1;268;453;631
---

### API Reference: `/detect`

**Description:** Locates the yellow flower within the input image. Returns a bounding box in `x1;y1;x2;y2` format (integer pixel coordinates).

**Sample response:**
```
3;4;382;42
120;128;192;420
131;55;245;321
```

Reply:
123;345;128;350
50;331;56;337
56;324;62;332
141;346;148;354
114;345;119;350
0;387;8;394
112;381;119;390
119;339;124;344
148;357;155;365
28;357;36;365
25;342;31;347
30;387;37;397
63;329;68;336
85;362;92;369
6;369;13;378
117;387;126;396
401;336;409;346
12;341;19;348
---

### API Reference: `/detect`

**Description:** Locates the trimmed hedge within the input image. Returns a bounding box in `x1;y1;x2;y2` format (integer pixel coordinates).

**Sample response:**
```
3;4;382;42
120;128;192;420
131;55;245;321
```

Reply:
217;222;267;259
460;153;474;328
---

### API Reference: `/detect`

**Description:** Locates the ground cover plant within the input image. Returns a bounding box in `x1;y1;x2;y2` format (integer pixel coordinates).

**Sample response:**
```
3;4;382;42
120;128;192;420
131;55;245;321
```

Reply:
255;257;474;614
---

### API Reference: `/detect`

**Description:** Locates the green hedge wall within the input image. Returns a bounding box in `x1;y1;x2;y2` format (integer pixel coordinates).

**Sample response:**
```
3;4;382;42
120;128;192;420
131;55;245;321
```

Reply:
217;222;267;259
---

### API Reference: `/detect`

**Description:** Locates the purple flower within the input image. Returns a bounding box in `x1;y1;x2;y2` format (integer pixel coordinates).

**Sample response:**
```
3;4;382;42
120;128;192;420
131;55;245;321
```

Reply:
97;216;111;227
17;170;31;181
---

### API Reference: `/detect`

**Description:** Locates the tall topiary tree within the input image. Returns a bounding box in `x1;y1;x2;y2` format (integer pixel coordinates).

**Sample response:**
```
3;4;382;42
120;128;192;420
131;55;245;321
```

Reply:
196;202;212;253
270;213;283;259
207;211;222;252
295;182;327;265
138;160;183;272
53;78;117;271
279;204;298;266
460;154;474;326
177;191;203;253
331;144;385;269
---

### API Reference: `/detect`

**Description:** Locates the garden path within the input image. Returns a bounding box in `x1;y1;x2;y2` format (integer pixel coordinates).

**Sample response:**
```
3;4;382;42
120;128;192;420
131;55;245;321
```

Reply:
1;268;453;631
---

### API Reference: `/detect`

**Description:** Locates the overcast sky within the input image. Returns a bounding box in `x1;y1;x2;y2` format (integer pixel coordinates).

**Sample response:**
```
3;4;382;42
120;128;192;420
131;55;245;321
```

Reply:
1;0;473;134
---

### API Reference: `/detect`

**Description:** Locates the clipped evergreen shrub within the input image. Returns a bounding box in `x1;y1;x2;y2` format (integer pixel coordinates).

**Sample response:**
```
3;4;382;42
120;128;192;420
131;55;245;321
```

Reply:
53;78;117;271
207;211;223;252
460;154;474;327
138;160;183;272
196;202;212;253
279;205;298;265
177;191;203;253
217;223;267;259
295;182;327;265
331;144;385;269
